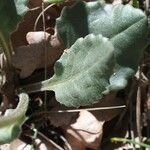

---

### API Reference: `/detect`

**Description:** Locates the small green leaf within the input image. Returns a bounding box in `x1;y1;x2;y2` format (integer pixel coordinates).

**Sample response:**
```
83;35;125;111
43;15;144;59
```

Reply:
0;93;29;144
0;0;28;65
132;0;139;8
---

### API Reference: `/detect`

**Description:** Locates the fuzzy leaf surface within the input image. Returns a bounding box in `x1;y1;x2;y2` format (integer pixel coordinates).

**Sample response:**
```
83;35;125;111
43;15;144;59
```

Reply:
56;1;149;92
40;34;115;107
0;93;29;144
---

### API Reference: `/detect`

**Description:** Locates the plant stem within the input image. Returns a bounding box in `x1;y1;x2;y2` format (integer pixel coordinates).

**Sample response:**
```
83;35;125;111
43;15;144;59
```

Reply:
17;79;51;94
111;137;150;148
0;30;13;67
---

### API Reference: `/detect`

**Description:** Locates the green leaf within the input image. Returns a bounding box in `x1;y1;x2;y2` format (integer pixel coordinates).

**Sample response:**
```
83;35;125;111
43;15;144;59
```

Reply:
0;0;28;65
20;1;150;107
0;93;29;144
56;1;89;48
44;0;65;3
56;1;149;92
20;34;115;107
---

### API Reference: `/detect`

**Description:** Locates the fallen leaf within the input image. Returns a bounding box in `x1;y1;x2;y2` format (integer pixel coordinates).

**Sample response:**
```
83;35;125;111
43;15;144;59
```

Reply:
26;32;50;44
65;110;104;150
12;31;64;78
11;8;43;48
62;93;125;150
28;0;42;8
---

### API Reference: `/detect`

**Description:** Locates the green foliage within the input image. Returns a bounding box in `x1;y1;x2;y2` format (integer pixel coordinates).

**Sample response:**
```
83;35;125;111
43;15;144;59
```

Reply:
0;0;28;65
41;34;115;106
111;137;150;148
21;1;150;107
0;93;29;144
56;1;149;92
44;0;65;3
132;0;139;8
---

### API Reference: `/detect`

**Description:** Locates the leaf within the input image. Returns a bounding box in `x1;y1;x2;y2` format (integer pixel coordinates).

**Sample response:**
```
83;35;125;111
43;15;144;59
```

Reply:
61;93;124;149
56;1;149;92
21;34;115;107
64;110;105;150
56;1;89;48
0;0;28;64
20;1;150;107
12;32;64;78
0;93;29;144
44;0;65;3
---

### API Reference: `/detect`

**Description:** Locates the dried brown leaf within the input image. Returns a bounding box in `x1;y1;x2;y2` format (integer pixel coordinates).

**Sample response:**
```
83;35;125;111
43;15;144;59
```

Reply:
11;8;43;48
12;31;64;78
62;93;125;150
64;110;104;150
48;105;78;127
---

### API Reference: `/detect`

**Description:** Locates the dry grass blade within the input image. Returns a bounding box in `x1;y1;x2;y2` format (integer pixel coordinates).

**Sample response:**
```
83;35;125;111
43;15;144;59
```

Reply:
136;86;142;141
51;105;126;113
37;130;65;150
30;105;126;119
136;67;142;141
60;135;72;150
34;3;56;31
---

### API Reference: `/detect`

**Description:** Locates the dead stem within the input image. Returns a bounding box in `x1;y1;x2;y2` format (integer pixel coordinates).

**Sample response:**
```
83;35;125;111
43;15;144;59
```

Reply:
29;105;126;120
37;130;65;150
136;67;142;142
60;135;72;150
34;3;55;31
25;124;65;150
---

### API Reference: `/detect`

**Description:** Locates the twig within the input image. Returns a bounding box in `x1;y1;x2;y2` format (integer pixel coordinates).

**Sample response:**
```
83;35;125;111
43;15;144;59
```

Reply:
129;98;136;150
48;105;126;113
60;135;72;150
34;3;55;31
37;129;65;150
136;67;142;141
136;86;142;141
41;1;48;110
25;125;64;150
30;105;126;119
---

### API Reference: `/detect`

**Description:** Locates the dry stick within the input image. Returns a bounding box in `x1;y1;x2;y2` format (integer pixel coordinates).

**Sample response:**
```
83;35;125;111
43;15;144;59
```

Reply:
145;0;150;15
25;124;64;150
136;86;142;141
37;130;65;150
129;82;136;150
49;105;126;113
60;135;72;150
30;105;126;119
41;2;48;109
129;92;136;150
147;86;150;137
34;3;55;31
136;67;142;142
